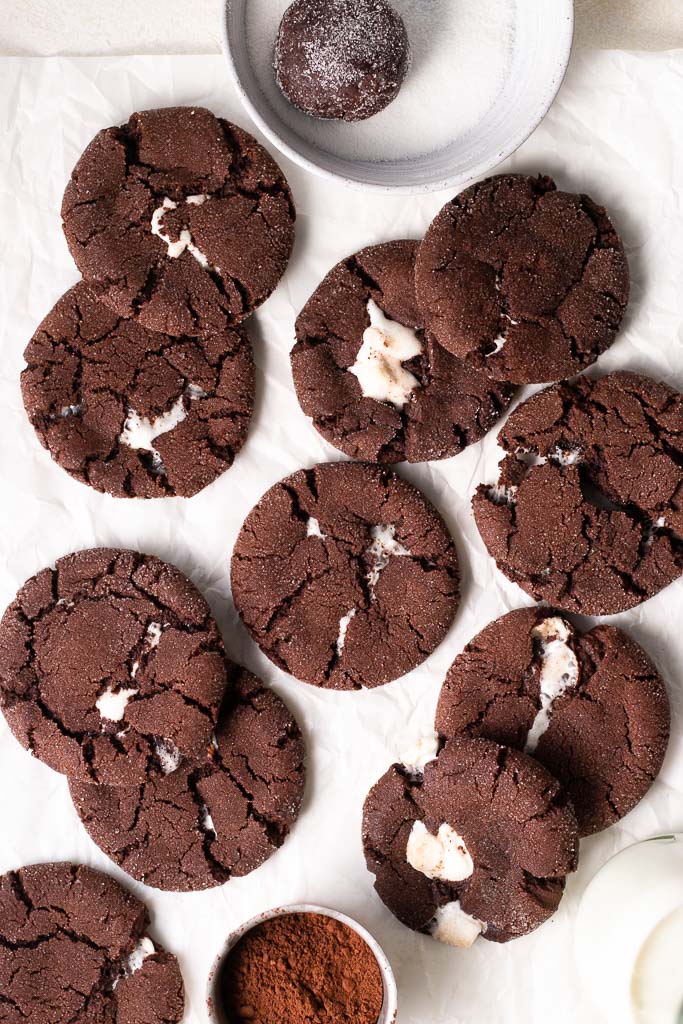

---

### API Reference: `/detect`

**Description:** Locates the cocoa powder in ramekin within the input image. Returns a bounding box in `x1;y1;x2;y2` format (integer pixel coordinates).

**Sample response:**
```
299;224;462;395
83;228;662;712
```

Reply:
217;912;384;1023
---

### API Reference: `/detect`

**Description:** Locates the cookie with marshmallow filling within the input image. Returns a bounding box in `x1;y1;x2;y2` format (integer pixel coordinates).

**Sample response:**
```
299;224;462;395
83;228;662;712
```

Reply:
362;736;579;944
474;371;683;615
291;241;515;463
414;174;629;384
0;862;184;1024
21;282;254;499
435;607;670;836
231;461;460;689
0;548;227;785
69;668;305;891
62;106;295;336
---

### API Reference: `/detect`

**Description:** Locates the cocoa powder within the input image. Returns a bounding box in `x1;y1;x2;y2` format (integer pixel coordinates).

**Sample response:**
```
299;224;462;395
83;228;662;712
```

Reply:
217;912;384;1024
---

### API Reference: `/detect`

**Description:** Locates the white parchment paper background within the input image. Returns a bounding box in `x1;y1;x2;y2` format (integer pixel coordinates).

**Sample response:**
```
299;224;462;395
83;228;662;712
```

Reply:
0;51;682;1024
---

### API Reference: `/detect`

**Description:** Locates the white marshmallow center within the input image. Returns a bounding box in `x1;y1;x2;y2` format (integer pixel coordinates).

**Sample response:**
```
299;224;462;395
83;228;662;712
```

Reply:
407;821;474;882
431;901;487;948
154;738;182;775
151;194;217;270
400;732;440;773
119;385;207;474
525;616;580;754
348;299;423;408
96;686;138;723
367;524;410;592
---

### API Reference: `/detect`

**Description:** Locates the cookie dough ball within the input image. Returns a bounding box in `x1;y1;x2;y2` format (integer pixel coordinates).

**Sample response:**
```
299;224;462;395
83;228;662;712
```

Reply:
0;862;185;1024
473;371;683;615
362;737;579;944
274;0;411;122
435;608;670;836
22;282;255;499
0;548;228;785
231;461;460;690
291;240;515;463
69;669;306;892
62;106;295;336
415;174;629;384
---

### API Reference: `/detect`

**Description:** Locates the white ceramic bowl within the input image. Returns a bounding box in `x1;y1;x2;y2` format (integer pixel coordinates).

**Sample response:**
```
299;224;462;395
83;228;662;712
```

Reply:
206;903;398;1024
219;0;574;195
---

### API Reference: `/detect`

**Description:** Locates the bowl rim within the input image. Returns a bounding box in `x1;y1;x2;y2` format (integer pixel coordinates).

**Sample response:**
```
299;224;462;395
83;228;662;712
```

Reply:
205;902;398;1024
218;0;575;195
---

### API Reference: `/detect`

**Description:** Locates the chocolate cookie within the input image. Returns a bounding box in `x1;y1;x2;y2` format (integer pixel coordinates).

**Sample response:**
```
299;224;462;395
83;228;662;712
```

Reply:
362;736;579;945
231;461;460;689
291;241;515;463
473;371;683;615
21;282;254;499
274;0;410;122
435;608;670;836
414;174;629;384
62;106;295;336
69;668;305;891
0;548;228;785
0;862;184;1024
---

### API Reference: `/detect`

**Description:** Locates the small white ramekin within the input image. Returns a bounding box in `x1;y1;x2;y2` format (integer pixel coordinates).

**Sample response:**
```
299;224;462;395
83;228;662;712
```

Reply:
218;0;574;195
206;903;398;1024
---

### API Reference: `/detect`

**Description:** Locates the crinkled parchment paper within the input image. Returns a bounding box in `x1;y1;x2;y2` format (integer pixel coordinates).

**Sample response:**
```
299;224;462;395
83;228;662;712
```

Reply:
0;50;682;1024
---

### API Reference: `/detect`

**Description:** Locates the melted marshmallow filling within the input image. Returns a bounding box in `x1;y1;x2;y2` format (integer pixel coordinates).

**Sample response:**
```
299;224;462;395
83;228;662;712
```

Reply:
525;616;580;753
430;902;487;948
400;732;440;773
348;299;423;408
151;194;218;271
119;385;207;474
309;521;411;660
407;821;474;882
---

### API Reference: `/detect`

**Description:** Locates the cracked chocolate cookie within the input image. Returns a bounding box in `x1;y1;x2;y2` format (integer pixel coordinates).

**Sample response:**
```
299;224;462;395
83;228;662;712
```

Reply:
291;240;515;463
414;174;629;384
69;668;305;892
0;548;228;785
362;736;579;945
274;0;410;122
474;371;683;615
0;862;185;1024
435;608;670;836
21;282;255;499
231;461;460;689
62;106;295;336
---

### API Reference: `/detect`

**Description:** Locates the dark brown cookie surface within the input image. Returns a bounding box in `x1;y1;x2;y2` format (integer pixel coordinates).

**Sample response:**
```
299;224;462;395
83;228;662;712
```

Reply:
414;174;629;384
21;282;254;499
231;461;460;690
291;241;515;463
473;371;683;615
435;608;670;836
0;862;184;1024
274;0;410;122
69;668;306;892
62;106;295;336
0;548;228;785
362;737;579;944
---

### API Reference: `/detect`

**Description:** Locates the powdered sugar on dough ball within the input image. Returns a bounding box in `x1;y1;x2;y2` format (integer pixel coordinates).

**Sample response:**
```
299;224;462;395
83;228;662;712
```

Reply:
274;0;411;122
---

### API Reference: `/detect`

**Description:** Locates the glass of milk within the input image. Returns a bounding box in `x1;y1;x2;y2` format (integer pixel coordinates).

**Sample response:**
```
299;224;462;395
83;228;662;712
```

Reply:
575;835;683;1023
